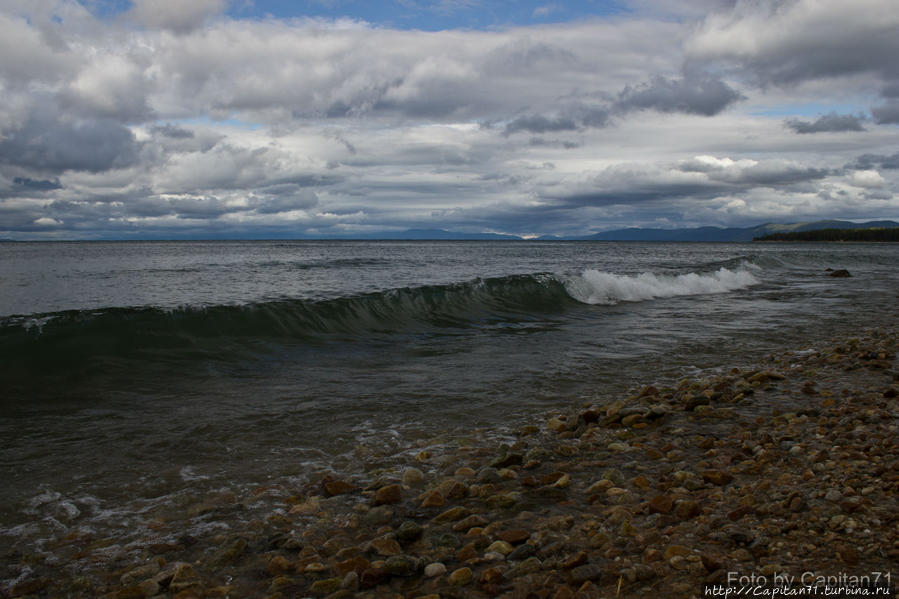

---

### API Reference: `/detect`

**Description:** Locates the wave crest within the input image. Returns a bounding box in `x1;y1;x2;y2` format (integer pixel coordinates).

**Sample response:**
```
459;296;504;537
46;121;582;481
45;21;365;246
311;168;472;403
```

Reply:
0;267;761;378
563;266;759;305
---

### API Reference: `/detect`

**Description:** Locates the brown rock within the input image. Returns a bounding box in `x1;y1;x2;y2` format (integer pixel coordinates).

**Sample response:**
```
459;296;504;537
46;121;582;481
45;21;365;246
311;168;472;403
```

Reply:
496;528;530;544
479;566;504;585
485;493;518;509
267;555;292;576
373;484;403;506
726;505;754;521
553;473;571;488
453;514;489;532
586;479;614;495
369;537;401;556
788;495;805;512
449;567;473;585
548;417;567;432
701;553;724;573
664;545;691;560
540;471;566;485
837;544;859;565
457;543;478;561
569;562;602;585
359;567;388;589
419;490;445;508
560;551;588;569
435;478;470;499
486;540;513;555
289;495;321;515
553;586;575;599
581;409;601;424
701;470;734;486
434;506;469;522
648;495;673;514
334;556;369;577
303;561;326;574
644;447;665;460
746;370;786;383
674;500;701;519
309;578;341;595
323;479;356;496
632;475;651;490
383;554;419;577
621;413;644;426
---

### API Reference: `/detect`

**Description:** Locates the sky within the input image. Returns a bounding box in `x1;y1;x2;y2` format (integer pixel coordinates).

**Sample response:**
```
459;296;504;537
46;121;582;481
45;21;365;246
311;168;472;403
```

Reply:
0;0;897;239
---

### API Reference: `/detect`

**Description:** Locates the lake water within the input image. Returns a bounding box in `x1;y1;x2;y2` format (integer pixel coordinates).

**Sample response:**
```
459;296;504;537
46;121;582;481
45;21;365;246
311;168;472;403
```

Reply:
1;240;896;571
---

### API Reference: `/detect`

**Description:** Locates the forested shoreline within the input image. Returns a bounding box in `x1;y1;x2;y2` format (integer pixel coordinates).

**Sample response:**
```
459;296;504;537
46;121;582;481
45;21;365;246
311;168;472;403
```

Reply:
755;228;899;242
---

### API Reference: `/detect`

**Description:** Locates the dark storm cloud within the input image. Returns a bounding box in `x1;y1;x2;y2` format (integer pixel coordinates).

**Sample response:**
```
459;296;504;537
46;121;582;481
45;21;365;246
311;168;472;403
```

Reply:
123;195;248;219
0;176;63;199
721;164;828;186
549;156;835;218
871;100;899;125
266;174;345;189
251;190;319;214
677;157;828;185
784;113;867;134
501;74;740;136
528;137;581;149
500;104;610;135
559;189;703;207
503;115;579;136
559;177;721;207
373;93;476;119
13;177;63;191
0;104;139;174
167;196;234;218
151;124;195;139
849;152;899;171
613;74;743;116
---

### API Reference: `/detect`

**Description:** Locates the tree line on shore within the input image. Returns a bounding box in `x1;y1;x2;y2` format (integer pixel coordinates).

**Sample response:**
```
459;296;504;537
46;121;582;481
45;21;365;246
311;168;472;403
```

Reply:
754;227;899;242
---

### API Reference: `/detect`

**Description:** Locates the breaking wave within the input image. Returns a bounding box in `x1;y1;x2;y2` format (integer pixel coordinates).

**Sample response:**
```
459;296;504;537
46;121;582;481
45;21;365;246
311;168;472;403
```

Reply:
0;267;759;377
563;266;760;305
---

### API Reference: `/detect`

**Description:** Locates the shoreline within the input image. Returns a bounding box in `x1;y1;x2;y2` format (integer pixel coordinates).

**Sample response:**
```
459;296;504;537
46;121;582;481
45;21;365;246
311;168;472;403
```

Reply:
4;327;898;598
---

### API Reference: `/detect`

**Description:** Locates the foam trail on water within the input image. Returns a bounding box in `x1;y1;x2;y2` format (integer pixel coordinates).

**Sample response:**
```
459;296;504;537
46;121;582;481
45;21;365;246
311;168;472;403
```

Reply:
564;267;759;305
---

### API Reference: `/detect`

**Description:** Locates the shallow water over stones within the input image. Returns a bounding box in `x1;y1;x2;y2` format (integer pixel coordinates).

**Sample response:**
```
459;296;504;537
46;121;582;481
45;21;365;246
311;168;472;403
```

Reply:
3;326;896;598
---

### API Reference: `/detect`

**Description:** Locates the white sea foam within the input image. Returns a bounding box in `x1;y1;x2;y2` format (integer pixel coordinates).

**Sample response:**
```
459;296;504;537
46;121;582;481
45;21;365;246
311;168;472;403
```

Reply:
179;465;210;481
564;267;759;305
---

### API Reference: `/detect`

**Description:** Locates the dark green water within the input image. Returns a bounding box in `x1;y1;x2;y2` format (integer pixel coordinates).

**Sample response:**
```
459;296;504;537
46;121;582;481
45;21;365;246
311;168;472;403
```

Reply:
1;240;896;568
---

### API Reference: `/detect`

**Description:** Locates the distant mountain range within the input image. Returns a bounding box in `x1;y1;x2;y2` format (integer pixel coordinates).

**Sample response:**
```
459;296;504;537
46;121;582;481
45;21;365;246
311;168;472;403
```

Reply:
550;220;899;242
341;228;523;240
368;220;899;241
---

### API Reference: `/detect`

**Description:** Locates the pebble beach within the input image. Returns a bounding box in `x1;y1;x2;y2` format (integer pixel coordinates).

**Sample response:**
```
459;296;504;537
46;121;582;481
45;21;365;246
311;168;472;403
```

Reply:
4;326;899;599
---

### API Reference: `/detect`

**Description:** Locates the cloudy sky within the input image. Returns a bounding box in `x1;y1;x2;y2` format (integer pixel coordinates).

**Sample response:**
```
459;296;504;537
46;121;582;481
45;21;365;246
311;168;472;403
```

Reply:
1;0;897;239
